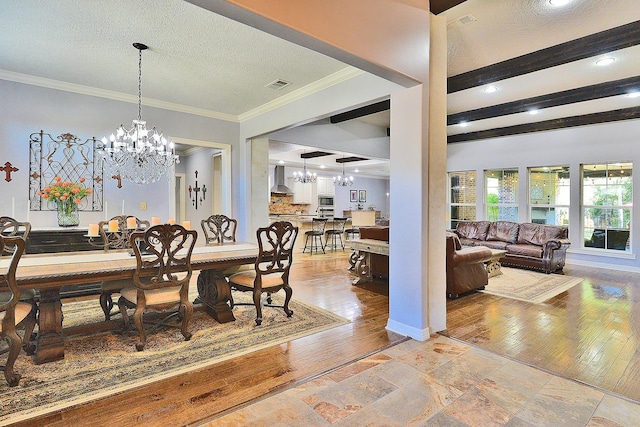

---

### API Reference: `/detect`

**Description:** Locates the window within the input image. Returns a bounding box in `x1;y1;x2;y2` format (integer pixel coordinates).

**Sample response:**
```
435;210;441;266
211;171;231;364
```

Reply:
448;171;476;228
582;162;632;251
485;168;518;222
529;166;570;226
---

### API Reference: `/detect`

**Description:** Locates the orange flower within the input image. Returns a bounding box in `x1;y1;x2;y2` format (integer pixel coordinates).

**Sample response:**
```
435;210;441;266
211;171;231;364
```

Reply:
54;192;61;197
74;198;81;204
71;187;80;194
59;196;67;201
79;177;86;183
86;189;93;194
42;194;50;199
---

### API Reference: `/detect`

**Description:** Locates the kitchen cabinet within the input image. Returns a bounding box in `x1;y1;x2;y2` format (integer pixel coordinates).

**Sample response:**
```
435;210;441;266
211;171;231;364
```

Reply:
317;177;335;196
288;178;313;204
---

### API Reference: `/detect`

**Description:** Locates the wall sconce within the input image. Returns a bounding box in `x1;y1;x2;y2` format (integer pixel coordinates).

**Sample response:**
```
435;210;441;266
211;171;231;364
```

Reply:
188;170;206;210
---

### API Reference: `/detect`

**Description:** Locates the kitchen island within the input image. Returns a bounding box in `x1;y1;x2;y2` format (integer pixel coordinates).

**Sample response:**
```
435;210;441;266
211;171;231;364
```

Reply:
269;215;351;253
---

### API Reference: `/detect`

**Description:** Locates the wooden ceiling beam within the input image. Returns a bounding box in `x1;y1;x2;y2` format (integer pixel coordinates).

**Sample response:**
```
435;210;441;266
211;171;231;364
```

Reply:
447;20;640;94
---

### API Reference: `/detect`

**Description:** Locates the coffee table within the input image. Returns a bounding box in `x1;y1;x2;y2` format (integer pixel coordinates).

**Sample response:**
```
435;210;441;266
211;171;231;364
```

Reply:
486;249;507;278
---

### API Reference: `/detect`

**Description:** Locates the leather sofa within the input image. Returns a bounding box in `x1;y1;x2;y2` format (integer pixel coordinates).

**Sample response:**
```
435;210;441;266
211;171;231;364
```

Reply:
452;221;570;273
446;232;493;298
358;226;389;279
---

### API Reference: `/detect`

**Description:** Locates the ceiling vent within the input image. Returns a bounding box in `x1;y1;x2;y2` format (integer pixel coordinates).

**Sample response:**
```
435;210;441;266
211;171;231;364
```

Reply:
447;14;477;28
265;79;291;90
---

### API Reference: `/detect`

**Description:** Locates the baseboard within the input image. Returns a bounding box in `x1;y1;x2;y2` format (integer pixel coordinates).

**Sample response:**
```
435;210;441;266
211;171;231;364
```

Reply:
385;318;431;341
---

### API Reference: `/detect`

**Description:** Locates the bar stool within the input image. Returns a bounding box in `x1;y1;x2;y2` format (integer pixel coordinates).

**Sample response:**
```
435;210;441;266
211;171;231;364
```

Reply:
324;217;347;251
303;218;328;255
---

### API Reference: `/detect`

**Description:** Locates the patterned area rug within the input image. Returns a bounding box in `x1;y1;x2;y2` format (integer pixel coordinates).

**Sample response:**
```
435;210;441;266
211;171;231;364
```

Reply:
0;290;348;424
481;267;583;303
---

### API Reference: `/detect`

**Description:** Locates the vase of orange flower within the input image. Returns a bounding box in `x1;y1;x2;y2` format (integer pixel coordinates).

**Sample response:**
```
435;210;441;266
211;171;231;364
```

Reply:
38;176;93;227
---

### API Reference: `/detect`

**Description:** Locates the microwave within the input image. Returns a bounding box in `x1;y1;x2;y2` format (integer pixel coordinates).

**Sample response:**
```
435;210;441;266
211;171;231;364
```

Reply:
318;196;334;206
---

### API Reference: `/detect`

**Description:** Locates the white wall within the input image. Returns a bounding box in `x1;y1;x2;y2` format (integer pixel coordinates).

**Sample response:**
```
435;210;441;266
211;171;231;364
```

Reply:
448;119;640;272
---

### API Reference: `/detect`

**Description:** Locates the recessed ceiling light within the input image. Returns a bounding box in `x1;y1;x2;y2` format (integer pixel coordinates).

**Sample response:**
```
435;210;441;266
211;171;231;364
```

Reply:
548;0;571;6
595;57;615;66
320;165;325;169
354;169;360;173
278;160;284;164
528;109;540;115
626;91;640;98
483;85;498;93
459;121;469;128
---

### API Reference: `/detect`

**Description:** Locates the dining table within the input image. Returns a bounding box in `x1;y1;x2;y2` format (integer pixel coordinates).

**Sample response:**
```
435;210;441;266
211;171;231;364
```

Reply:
1;243;258;364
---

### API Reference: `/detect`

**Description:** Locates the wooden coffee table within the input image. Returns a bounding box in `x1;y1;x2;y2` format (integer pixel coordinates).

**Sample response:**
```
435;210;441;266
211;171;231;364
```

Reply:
486;249;507;278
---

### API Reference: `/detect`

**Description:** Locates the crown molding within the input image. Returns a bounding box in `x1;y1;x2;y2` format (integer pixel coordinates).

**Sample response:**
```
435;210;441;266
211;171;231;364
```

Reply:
238;66;364;122
0;69;239;123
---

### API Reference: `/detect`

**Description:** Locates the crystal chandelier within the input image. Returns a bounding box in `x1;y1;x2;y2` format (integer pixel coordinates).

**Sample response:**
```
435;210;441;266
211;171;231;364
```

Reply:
293;158;317;183
97;43;179;185
333;160;354;187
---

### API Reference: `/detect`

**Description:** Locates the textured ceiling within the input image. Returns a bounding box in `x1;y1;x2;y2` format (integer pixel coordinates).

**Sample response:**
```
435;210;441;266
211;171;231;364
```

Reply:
0;0;348;117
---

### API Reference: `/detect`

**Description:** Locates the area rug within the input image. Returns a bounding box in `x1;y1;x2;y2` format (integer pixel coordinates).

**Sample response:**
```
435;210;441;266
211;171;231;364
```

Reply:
481;267;583;304
0;289;348;425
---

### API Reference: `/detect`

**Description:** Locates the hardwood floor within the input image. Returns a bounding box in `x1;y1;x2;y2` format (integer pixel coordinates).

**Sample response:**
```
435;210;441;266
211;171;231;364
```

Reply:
14;251;401;427
12;254;640;426
443;263;640;403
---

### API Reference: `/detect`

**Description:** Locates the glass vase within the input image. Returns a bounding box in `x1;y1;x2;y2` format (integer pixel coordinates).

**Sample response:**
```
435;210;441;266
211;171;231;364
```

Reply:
57;200;79;227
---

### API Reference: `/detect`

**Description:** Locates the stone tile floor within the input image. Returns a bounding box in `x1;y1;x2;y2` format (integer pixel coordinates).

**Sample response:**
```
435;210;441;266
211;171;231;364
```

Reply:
204;335;640;426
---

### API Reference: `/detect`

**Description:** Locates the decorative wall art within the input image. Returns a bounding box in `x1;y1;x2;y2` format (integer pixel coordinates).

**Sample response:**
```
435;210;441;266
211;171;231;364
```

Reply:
188;170;206;210
0;162;18;182
358;190;367;203
350;190;358;203
29;131;104;212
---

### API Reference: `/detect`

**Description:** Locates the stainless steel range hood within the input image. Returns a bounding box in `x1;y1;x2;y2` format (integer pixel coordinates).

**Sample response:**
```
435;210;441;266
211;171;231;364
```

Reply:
270;165;294;194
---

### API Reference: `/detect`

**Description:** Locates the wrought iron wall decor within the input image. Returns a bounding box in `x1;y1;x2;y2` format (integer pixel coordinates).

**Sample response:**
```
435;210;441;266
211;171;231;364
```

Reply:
188;170;206;210
0;161;18;182
29;131;104;211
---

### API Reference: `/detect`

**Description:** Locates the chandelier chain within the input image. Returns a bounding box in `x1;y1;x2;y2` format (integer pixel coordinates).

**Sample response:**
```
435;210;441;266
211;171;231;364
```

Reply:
137;47;142;121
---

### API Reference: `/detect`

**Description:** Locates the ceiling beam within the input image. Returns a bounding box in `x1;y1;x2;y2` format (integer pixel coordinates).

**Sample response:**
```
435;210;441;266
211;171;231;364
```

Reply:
447;20;640;93
447;106;640;143
448;75;640;125
430;0;468;15
330;99;390;124
300;151;333;159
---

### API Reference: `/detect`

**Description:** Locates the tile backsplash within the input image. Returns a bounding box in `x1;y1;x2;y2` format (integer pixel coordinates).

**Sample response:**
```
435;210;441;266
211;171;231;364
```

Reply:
269;194;310;215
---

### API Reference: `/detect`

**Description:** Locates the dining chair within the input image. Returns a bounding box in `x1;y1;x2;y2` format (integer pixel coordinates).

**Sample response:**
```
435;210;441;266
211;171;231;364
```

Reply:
201;214;237;244
302;218;327;254
98;215;150;321
117;224;197;351
324;217;347;251
228;221;298;325
0;235;34;386
0;216;37;355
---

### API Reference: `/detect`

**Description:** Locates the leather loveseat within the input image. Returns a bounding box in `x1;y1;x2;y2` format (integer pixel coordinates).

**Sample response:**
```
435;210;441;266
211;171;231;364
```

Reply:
358;226;389;279
452;221;570;274
446;232;493;298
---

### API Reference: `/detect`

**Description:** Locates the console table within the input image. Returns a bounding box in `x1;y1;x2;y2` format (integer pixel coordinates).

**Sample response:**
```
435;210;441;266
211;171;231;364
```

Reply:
348;238;389;285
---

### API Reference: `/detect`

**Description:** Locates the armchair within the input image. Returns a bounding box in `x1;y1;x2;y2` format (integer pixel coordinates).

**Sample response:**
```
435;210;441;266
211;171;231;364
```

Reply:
0;235;34;386
201;214;237;244
117;224;197;351
228;221;298;325
98;215;150;320
446;232;493;299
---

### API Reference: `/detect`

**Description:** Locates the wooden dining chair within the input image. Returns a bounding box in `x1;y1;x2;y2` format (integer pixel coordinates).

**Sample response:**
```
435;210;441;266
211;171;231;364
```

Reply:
228;221;298;325
0;235;34;386
0;216;37;355
98;215;150;321
201;214;237;244
117;224;197;351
